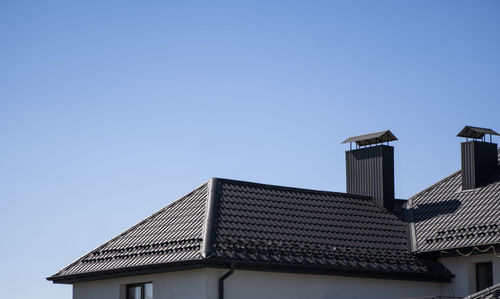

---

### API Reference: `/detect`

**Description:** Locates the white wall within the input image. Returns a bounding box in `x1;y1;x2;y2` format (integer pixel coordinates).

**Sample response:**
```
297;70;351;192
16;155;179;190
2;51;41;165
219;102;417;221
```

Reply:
73;268;448;299
439;252;500;297
209;269;446;299
73;268;213;299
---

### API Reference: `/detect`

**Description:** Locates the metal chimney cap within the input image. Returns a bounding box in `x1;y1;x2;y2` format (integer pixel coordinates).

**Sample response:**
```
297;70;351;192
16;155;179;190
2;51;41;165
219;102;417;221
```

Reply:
342;130;398;146
457;125;499;139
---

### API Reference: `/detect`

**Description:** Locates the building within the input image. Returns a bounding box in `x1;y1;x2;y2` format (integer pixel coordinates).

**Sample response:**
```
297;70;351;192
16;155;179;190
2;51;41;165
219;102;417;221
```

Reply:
47;126;500;299
407;126;500;297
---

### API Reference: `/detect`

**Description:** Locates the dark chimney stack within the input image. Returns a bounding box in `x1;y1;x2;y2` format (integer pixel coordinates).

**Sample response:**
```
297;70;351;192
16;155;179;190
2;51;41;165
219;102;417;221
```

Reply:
457;126;499;190
343;130;397;209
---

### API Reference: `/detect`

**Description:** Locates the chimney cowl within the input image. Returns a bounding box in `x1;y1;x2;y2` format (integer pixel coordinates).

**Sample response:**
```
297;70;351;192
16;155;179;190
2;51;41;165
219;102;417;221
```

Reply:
342;130;397;148
457;125;499;141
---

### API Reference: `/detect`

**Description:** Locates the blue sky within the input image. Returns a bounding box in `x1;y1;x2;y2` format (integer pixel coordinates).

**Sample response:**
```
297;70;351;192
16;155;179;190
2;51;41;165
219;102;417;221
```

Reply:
1;1;499;298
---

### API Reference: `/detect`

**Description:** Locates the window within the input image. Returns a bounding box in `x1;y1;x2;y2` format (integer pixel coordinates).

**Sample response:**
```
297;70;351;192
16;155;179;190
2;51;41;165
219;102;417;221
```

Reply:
126;282;153;299
476;262;493;292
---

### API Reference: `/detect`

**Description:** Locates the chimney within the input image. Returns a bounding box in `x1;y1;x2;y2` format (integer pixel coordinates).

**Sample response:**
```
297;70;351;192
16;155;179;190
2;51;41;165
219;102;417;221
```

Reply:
457;126;499;190
342;130;397;209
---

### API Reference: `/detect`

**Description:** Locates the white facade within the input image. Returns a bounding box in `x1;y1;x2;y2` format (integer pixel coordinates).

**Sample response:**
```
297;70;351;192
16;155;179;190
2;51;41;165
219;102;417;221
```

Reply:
73;269;211;299
439;252;500;298
73;268;449;299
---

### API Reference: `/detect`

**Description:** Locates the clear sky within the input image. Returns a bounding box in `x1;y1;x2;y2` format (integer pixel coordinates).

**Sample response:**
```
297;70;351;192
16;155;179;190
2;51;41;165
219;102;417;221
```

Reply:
1;1;499;298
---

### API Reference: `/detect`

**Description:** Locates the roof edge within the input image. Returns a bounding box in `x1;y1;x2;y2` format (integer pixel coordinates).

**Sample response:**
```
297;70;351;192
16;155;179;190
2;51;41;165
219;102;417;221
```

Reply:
47;260;208;284
408;170;461;201
200;178;220;258
213;177;375;201
48;258;452;284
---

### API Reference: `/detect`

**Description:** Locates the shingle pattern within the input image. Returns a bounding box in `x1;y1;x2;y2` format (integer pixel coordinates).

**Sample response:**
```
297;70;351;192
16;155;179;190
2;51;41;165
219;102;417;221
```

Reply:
409;150;500;253
212;180;448;279
50;182;208;279
49;178;451;282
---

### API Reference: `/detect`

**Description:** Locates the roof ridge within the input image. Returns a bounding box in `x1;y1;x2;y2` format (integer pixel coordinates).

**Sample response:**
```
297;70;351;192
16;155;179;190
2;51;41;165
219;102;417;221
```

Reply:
406;169;461;253
48;180;209;279
408;170;461;202
214;177;375;201
410;147;498;203
215;177;405;225
200;178;220;258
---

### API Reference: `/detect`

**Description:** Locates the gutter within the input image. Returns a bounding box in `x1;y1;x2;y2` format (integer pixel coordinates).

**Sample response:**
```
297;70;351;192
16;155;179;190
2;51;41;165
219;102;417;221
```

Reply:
48;257;453;284
218;263;235;299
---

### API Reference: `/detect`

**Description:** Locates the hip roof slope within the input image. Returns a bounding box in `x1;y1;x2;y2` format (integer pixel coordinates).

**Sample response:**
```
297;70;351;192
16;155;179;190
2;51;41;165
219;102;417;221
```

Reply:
48;182;209;281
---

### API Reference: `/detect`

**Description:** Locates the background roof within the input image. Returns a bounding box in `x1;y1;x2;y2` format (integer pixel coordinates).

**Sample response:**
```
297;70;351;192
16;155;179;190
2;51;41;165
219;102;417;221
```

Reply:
409;150;500;253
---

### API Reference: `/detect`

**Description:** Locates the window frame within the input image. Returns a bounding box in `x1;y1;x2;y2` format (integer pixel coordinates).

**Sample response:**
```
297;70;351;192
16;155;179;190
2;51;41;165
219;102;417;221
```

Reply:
126;282;152;299
475;261;493;292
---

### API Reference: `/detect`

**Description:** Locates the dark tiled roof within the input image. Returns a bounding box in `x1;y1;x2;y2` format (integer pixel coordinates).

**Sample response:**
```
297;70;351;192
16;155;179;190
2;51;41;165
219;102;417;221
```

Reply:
408;150;500;253
212;180;448;280
48;178;451;283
